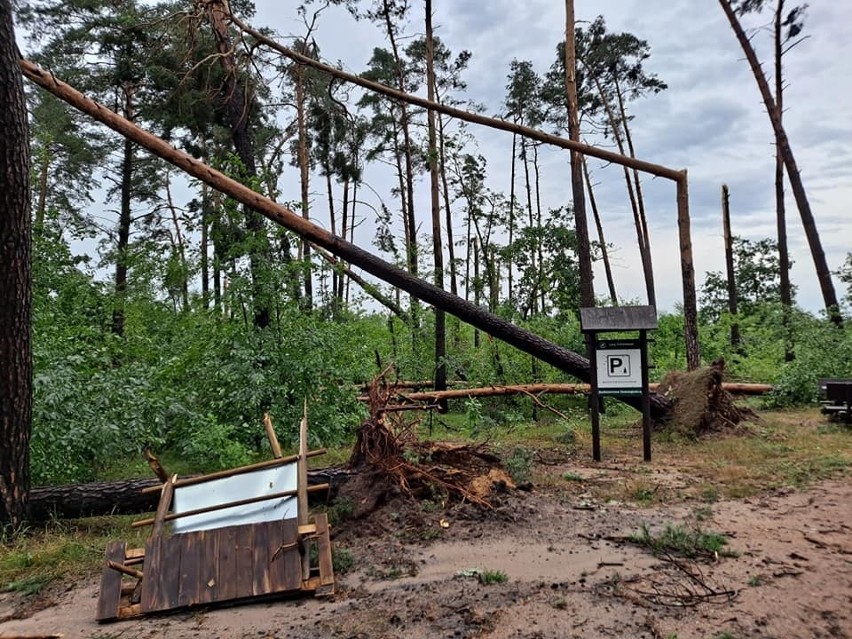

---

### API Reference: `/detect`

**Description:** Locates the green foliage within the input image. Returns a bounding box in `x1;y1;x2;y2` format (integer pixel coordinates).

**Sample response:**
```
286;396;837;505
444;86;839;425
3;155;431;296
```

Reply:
769;317;852;405
700;236;790;322
504;446;533;484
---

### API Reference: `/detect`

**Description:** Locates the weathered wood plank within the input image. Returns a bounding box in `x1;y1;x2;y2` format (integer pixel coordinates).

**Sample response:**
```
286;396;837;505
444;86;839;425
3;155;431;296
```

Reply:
140;537;162;613
125;547;145;560
160;536;183;611
234;524;254;599
217;525;238;601
267;518;298;593
196;528;219;605
252;522;271;596
178;530;203;607
314;513;334;588
96;540;126;622
283;518;302;591
151;475;176;538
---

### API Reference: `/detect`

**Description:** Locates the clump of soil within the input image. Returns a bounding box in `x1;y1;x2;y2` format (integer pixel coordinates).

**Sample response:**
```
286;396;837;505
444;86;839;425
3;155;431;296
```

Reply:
656;358;757;437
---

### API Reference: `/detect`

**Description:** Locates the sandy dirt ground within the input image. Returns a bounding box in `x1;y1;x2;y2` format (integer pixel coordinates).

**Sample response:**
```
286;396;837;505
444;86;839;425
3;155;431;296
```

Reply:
1;470;850;639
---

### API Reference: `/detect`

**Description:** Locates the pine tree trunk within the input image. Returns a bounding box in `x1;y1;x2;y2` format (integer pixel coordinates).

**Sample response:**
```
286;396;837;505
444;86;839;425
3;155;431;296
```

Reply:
425;0;447;396
296;63;313;310
583;157;618;305
508;132;517;304
677;174;701;370
722;184;741;348
774;0;794;360
565;0;595;309
719;0;841;325
438;115;458;298
326;170;338;314
111;85;134;338
614;75;656;308
201;180;211;309
380;0;419;322
591;72;654;307
0;0;32;531
203;0;271;328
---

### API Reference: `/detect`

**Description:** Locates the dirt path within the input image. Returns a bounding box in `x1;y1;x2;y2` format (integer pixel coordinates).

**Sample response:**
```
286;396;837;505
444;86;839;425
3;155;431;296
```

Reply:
1;479;850;639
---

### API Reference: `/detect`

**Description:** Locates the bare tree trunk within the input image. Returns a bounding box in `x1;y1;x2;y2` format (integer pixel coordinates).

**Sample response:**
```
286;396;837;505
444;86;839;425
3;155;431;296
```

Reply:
0;1;32;531
473;237;480;349
202;0;271;329
425;0;446;396
508;132;517;303
719;0;841;325
677;175;701;370
774;0;794;360
380;0;419;322
721;184;740;348
583;156;617;305
200;181;210;309
111;85;134;338
614;75;656;308
438;115;458;298
521;139;537;315
326;171;338;314
346;180;357;304
532;143;546;313
338;177;349;304
295;62;313;310
565;0;595;308
590;72;654;307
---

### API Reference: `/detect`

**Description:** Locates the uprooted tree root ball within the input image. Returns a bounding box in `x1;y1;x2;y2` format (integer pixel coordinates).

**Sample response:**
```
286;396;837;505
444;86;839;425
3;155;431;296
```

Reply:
346;369;515;517
656;358;757;437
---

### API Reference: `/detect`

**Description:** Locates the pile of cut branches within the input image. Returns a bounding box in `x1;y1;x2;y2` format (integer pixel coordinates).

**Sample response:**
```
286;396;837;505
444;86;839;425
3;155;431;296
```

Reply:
348;367;512;508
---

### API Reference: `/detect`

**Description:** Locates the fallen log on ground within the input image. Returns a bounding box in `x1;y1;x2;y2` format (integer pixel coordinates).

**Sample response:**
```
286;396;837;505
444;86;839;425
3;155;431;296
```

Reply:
361;382;773;403
28;468;352;521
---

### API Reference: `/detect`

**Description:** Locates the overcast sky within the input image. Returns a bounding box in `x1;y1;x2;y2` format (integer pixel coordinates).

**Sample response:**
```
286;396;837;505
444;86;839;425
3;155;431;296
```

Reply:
250;0;851;314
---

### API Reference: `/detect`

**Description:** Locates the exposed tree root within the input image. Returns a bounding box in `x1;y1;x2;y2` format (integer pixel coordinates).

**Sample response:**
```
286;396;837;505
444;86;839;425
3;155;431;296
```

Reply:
348;367;510;510
657;358;758;437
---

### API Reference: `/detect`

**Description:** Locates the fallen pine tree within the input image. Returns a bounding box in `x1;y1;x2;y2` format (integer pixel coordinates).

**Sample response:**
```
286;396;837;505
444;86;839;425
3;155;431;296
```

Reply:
27;468;350;522
359;382;772;404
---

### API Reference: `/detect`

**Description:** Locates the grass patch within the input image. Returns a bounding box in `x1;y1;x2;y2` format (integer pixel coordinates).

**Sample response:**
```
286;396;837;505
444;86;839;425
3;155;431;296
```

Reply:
331;546;354;573
478;569;508;585
0;514;148;595
2;574;53;596
456;567;508;585
629;523;737;561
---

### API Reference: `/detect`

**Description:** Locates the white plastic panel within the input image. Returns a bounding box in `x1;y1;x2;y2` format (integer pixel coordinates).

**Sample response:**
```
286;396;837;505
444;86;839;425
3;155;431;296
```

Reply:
171;463;298;534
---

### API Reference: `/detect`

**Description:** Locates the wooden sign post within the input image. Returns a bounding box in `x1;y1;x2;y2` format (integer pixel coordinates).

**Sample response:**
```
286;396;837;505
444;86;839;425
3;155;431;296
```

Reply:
580;306;657;462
